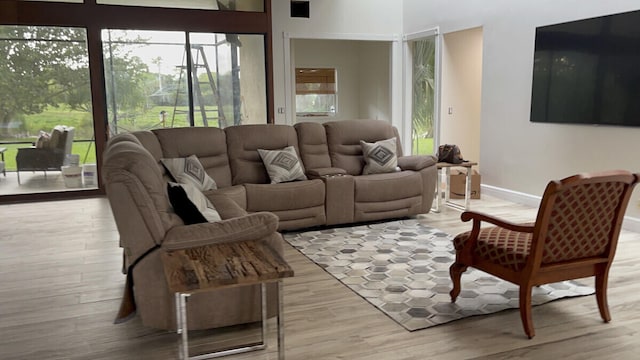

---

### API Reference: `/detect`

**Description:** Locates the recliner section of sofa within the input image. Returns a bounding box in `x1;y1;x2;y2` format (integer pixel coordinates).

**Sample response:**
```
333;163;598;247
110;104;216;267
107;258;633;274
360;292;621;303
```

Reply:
295;119;437;225
102;135;282;331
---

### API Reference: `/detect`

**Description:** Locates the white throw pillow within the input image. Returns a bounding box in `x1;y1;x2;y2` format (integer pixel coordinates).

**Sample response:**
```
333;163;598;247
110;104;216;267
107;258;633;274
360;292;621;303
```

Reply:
257;146;307;184
161;155;217;191
360;137;399;175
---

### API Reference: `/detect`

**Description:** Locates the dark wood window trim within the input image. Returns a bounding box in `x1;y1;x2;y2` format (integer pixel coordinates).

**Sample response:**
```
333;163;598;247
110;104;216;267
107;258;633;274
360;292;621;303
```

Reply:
0;0;274;204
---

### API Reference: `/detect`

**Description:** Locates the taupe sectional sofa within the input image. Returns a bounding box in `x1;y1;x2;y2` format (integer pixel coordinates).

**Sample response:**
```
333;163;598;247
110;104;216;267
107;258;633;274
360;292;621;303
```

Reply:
102;119;437;331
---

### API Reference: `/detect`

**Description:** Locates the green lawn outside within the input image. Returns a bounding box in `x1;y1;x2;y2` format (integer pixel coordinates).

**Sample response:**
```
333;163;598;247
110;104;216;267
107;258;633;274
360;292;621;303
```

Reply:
412;137;435;156
0;105;192;172
1;105;432;171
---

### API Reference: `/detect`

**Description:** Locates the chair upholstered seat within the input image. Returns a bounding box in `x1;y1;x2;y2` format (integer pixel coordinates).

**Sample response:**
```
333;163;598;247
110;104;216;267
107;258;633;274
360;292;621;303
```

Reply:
453;225;533;272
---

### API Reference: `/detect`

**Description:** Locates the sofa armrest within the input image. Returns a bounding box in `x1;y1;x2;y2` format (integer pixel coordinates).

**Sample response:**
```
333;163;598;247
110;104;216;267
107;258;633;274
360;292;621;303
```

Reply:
162;212;279;251
306;167;347;179
397;155;437;171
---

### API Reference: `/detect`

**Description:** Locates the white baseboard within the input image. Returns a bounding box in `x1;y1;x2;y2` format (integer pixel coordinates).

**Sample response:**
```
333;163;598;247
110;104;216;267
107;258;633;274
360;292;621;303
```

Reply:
481;184;542;208
481;184;640;233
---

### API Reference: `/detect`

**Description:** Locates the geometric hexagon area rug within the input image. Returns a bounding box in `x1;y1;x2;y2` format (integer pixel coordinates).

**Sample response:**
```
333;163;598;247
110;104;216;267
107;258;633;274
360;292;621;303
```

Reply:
283;219;595;332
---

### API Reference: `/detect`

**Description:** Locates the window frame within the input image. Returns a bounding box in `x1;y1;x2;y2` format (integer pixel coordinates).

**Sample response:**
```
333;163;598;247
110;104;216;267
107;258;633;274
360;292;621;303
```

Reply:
295;67;337;117
0;0;274;203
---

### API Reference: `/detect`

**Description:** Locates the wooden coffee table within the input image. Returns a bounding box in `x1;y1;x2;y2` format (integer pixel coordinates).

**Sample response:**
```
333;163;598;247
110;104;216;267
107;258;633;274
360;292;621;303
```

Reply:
162;240;294;360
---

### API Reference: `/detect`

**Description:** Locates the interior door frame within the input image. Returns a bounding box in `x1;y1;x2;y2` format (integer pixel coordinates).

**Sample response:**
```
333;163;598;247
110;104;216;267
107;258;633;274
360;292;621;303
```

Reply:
282;32;406;148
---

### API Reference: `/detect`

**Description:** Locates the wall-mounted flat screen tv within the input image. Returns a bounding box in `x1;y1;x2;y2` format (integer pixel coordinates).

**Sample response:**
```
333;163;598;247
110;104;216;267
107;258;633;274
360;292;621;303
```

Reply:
530;10;640;127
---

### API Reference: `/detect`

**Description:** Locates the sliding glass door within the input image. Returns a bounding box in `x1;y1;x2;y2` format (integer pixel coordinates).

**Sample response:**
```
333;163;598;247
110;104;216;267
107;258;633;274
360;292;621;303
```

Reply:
0;0;273;203
0;25;98;195
409;34;439;155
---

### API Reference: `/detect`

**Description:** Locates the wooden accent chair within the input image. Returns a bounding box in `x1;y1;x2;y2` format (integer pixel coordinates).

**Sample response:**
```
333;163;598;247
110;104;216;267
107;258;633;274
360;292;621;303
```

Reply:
450;170;640;338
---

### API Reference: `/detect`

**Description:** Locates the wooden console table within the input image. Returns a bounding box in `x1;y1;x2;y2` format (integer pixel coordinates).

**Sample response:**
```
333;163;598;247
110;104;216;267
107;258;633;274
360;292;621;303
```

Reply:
433;161;478;212
162;240;294;360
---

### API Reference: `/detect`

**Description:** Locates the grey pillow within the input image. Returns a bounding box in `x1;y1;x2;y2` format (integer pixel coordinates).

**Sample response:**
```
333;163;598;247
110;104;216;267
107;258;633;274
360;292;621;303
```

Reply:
161;155;217;191
168;182;221;223
360;137;399;175
257;146;307;184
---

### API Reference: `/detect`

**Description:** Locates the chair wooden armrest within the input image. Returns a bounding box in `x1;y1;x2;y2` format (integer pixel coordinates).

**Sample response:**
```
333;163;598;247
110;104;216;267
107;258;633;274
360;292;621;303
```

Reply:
461;211;535;233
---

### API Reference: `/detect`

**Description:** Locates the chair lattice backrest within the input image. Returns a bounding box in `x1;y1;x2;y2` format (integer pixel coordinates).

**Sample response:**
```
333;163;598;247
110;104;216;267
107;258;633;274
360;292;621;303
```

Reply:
538;178;628;265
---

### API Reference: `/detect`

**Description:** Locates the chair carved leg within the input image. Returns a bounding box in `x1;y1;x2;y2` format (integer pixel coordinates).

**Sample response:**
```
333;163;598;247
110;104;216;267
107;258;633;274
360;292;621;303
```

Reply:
595;268;611;322
449;262;467;302
519;285;535;339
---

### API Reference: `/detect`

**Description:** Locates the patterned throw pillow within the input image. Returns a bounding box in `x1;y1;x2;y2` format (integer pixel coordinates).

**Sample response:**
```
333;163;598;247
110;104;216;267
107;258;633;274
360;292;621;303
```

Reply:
360;137;399;175
161;155;217;191
257;146;307;184
167;182;221;224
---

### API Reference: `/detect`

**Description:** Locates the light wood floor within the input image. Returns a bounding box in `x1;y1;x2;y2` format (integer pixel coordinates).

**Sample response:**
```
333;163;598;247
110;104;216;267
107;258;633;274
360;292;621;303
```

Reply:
1;195;640;359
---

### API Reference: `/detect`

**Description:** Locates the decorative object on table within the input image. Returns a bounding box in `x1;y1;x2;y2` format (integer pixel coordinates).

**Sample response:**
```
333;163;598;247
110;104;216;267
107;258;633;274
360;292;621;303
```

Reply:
437;144;464;164
450;170;640;338
61;164;82;188
82;163;97;186
284;219;594;332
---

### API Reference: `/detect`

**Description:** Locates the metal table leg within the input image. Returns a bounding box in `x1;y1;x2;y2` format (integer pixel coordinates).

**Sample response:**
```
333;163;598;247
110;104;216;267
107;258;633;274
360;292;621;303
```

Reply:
464;166;472;210
278;280;285;360
175;284;270;360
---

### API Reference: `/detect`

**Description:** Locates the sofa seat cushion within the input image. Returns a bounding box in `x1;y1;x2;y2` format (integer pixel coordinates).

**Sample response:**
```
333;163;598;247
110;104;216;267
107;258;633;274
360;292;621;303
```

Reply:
354;171;423;203
245;179;326;230
245;179;325;212
205;185;247;210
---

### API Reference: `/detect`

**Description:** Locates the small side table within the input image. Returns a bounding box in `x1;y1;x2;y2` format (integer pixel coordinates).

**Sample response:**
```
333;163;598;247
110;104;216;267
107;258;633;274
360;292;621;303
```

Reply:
433;161;478;212
0;147;6;177
162;240;294;360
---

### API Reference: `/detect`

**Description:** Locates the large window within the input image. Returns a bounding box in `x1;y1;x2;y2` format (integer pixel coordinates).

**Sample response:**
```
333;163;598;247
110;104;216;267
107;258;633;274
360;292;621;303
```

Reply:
103;30;267;134
0;25;98;195
0;0;273;202
97;0;264;12
295;68;337;117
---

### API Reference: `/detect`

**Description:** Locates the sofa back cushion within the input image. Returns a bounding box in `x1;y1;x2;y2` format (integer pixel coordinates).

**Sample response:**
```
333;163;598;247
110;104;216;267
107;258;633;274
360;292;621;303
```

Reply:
131;130;164;161
152;127;233;188
324;119;402;175
225;124;301;185
294;122;332;170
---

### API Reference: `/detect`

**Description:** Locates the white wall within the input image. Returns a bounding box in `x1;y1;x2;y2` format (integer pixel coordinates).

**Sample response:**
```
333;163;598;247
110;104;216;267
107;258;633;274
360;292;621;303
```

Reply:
404;0;640;221
440;27;483;169
358;41;391;121
272;0;403;124
293;39;360;121
292;39;390;123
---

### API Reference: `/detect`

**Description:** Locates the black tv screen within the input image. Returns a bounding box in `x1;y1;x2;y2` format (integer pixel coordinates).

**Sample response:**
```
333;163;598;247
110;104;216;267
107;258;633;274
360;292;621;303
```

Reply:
530;10;640;127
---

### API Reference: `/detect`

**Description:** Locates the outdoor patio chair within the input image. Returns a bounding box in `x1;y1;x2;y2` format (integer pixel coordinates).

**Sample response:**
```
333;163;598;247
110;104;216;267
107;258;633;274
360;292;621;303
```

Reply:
16;125;75;184
450;170;640;338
